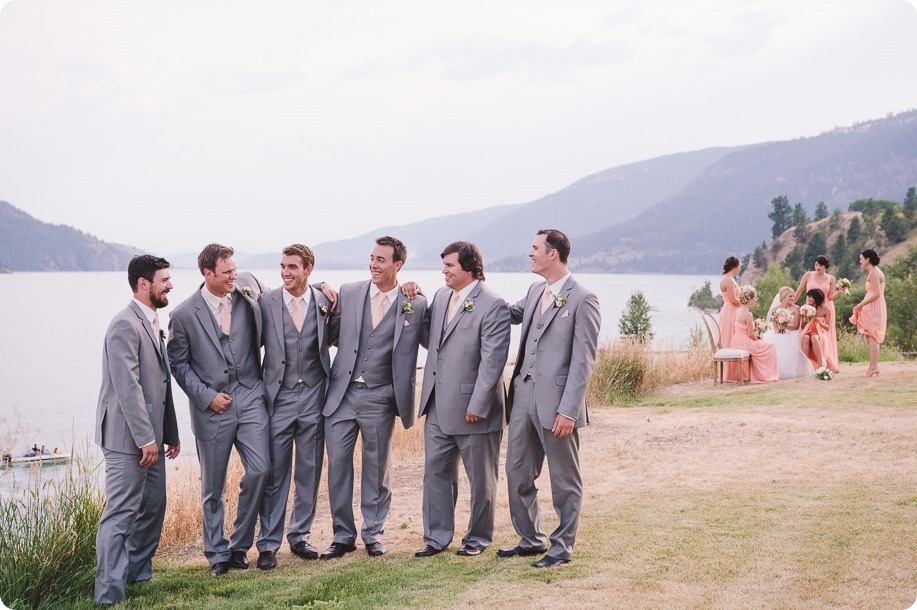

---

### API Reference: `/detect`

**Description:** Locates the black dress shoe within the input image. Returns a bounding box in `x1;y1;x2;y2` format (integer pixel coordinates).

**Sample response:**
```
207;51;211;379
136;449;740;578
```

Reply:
532;555;570;569
209;562;230;577
229;550;250;570
496;545;548;558
456;545;482;557
365;542;387;557
320;542;357;560
257;550;277;571
290;541;319;560
414;545;444;557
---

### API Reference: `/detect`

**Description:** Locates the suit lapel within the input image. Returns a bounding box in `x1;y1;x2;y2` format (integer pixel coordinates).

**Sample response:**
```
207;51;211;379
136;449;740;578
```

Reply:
129;301;167;369
309;285;327;344
193;291;224;353
392;290;405;349
441;281;482;347
238;289;261;338
271;290;285;347
354;281;370;338
539;275;575;332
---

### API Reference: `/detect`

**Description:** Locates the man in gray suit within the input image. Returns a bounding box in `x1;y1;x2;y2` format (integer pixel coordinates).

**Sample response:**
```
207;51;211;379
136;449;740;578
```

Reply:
167;243;270;577
415;241;510;558
498;229;601;568
255;244;336;570
95;255;180;605
321;236;427;559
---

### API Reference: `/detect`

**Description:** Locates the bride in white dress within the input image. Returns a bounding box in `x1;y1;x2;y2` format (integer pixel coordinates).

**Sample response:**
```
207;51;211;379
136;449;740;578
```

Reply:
762;286;814;379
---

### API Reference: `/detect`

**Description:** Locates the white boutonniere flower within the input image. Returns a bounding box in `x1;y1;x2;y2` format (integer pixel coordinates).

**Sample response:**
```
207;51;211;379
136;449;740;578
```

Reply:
319;304;329;317
554;295;567;308
401;301;414;315
463;297;475;312
240;286;253;297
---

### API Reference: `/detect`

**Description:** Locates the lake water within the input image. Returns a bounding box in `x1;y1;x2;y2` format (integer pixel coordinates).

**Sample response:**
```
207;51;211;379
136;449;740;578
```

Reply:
0;268;715;465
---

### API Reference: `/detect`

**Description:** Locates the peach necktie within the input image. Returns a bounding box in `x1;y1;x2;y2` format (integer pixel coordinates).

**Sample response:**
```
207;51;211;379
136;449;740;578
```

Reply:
291;296;304;332
540;285;553;314
446;290;461;325
371;293;386;329
219;296;231;335
152;313;161;351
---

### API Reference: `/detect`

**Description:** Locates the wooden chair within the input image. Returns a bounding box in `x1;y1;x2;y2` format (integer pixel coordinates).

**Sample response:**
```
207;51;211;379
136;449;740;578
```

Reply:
702;312;750;384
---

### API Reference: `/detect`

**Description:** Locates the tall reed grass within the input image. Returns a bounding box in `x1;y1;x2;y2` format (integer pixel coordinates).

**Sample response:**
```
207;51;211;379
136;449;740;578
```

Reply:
836;330;901;363
587;338;710;405
0;454;104;610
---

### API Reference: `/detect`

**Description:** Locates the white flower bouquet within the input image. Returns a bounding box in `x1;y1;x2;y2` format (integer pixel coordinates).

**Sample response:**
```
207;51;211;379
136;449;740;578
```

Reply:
837;278;851;296
771;308;791;333
815;367;834;381
799;304;816;322
753;317;768;338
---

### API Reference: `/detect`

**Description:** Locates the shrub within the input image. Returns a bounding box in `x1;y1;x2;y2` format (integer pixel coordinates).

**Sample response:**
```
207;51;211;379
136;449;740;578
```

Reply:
619;291;654;342
687;281;723;310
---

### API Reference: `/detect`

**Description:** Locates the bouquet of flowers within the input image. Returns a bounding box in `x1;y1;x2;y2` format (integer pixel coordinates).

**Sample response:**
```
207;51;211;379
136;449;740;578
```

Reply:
837;278;851;296
771;307;792;333
753;317;768;338
814;367;834;381
799;304;816;322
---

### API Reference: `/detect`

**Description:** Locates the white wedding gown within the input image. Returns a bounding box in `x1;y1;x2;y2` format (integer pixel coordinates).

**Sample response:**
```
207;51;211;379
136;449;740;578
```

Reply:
762;327;813;379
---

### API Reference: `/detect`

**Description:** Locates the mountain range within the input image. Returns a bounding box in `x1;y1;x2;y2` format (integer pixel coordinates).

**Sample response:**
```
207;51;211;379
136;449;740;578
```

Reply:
2;110;915;273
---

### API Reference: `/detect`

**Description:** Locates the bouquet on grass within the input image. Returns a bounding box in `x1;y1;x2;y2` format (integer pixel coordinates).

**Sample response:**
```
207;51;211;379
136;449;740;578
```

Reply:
837;278;851;296
753;317;768;338
771;308;792;333
815;367;834;381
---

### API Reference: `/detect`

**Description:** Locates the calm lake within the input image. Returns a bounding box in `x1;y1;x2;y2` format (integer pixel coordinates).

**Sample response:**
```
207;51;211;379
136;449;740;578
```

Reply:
0;268;715;465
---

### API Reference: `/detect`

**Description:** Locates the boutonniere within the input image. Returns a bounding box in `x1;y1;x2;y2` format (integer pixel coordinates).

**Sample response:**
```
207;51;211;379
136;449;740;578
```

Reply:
159;329;167;341
239;286;253;297
554;295;567;308
463;297;475;312
401;301;414;315
319;303;329;317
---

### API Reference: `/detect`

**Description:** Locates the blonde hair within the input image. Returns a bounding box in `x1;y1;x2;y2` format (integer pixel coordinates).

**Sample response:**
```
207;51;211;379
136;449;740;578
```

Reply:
738;284;757;305
778;286;794;301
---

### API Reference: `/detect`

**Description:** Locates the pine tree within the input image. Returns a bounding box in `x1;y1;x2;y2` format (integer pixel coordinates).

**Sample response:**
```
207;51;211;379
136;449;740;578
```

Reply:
767;195;792;239
792;203;810;242
903;186;917;227
619;291;653;342
814;201;829;221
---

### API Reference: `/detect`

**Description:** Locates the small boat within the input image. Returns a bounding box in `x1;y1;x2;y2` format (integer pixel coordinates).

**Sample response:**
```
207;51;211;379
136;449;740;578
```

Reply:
2;448;71;469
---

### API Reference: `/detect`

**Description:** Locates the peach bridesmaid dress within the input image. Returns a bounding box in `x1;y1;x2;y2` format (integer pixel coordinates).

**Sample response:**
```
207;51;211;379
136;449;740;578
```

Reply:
801;316;839;371
807;273;839;370
719;278;741;382
730;320;780;383
853;275;887;344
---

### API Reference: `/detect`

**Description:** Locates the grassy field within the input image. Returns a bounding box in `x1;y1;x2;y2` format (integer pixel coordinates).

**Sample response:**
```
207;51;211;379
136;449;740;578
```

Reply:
33;360;912;609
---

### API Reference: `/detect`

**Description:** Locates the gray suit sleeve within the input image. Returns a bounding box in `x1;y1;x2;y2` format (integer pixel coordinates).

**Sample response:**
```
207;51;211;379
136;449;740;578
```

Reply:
557;292;601;419
167;313;219;411
508;295;527;325
468;299;511;418
107;318;156;448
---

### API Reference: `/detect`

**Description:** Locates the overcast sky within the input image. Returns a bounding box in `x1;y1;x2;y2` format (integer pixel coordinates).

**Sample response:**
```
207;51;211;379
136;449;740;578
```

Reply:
1;0;916;255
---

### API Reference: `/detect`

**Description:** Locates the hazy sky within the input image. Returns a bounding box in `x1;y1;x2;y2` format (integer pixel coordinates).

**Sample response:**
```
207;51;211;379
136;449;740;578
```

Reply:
1;0;916;255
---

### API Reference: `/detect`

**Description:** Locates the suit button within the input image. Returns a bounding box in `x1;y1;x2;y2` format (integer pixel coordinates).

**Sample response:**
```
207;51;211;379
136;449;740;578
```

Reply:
281;361;286;364
224;370;229;374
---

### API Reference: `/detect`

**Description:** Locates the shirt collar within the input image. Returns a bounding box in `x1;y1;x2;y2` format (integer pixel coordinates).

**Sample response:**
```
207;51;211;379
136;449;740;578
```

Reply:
454;279;479;301
369;282;400;304
132;298;157;323
283;287;312;309
200;286;229;313
547;273;571;296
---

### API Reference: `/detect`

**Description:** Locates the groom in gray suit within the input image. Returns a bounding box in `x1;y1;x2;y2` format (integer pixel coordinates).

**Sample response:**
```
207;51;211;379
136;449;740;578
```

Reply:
415;241;510;558
95;255;180;605
498;229;601;568
168;243;271;576
255;244;336;570
321;236;427;559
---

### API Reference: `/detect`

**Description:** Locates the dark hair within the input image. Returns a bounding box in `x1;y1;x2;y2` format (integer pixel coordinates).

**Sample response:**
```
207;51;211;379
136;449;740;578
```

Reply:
283;243;315;268
128;255;170;293
814;255;830;269
860;249;880;266
375;236;407;263
807;288;825;308
537;229;570;264
722;256;740;274
198;243;234;274
440;241;485;280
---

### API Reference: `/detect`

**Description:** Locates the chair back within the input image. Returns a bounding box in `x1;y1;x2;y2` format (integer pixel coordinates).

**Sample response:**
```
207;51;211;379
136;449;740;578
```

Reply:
702;312;721;352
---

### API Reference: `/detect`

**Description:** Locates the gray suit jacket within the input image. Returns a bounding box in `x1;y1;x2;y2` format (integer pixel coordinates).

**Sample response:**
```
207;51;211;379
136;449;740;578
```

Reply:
419;282;510;435
167;286;265;440
260;285;334;411
95;301;179;453
323;280;427;429
508;275;601;429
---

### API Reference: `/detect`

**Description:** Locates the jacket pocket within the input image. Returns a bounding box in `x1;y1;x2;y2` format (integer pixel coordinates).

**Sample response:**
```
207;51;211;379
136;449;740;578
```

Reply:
554;375;567;386
460;384;475;394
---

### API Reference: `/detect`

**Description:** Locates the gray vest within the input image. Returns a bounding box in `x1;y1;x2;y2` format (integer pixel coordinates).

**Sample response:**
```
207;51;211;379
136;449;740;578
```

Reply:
281;301;324;389
351;293;396;387
213;294;260;390
520;308;552;378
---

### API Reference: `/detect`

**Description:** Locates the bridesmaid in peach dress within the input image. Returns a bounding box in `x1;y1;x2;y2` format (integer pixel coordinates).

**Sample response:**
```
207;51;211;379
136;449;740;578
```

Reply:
851;249;886;377
794;255;842;373
718;256;742;382
800;288;836;371
729;285;779;384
